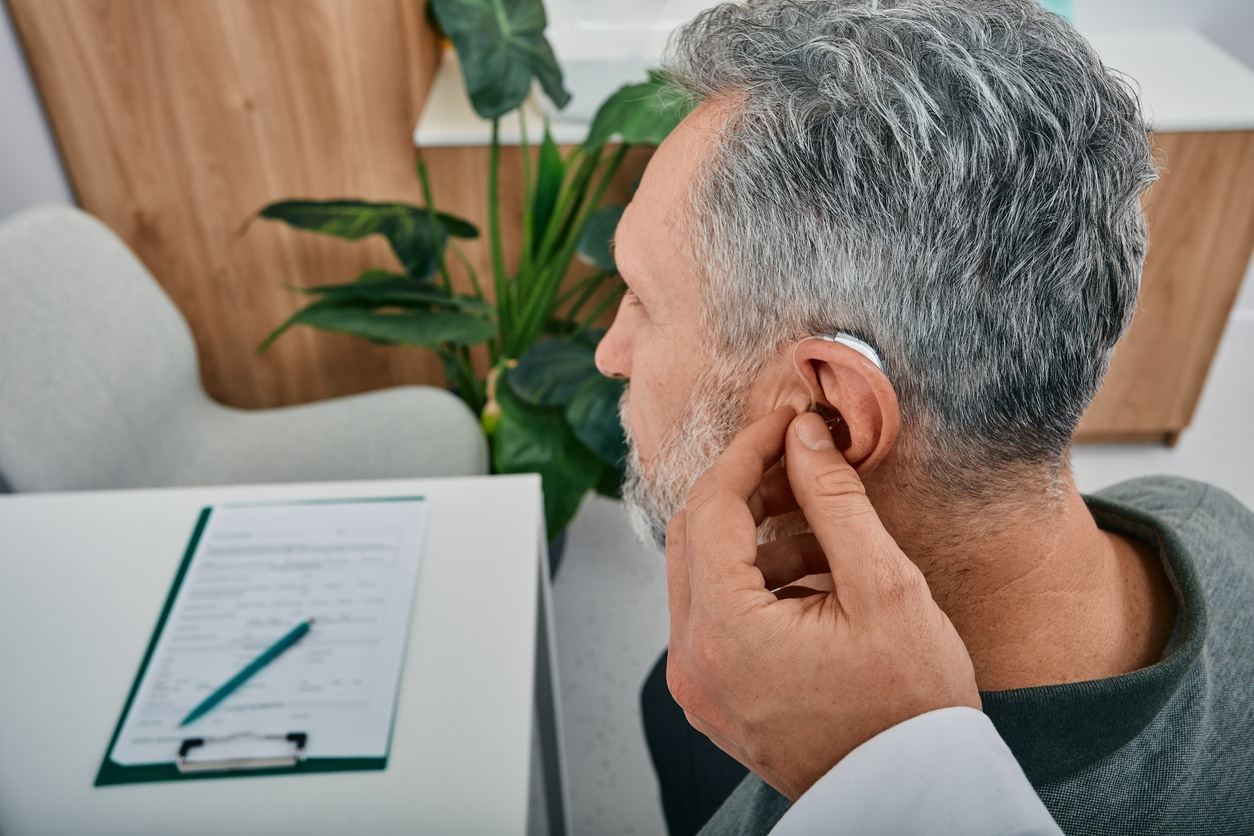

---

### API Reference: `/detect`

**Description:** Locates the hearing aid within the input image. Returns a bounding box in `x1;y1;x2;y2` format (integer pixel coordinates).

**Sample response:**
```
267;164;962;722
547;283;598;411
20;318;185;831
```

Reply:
791;332;885;433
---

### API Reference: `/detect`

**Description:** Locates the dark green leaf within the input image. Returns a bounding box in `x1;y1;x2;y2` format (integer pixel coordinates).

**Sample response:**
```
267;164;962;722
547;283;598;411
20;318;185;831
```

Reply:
567;374;627;465
576;204;623;271
430;0;571;119
584;73;695;151
494;372;601;539
258;297;496;352
301;271;493;315
531;126;565;256
572;327;607;350
594;460;624;499
259;200;477;280
355;268;409;284
509;339;600;407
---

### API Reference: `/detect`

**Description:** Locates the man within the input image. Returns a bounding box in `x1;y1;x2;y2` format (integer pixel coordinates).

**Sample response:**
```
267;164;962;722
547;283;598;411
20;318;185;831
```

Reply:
593;0;1254;833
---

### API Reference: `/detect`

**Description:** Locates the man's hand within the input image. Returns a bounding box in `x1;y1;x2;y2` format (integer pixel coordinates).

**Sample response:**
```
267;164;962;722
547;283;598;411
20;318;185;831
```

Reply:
665;407;980;801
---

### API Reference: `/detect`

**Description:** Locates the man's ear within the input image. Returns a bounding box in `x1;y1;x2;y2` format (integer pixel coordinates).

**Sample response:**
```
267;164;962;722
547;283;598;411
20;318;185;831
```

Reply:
792;339;900;474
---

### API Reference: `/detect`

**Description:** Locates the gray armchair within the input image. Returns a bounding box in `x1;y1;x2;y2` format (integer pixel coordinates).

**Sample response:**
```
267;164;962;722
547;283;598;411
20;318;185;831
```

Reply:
0;206;487;491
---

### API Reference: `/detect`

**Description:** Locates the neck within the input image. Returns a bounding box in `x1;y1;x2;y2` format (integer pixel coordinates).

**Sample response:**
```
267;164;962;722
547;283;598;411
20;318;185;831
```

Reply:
869;465;1177;691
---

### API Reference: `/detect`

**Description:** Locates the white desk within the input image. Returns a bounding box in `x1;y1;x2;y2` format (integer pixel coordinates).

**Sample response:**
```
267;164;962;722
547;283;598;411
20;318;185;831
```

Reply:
0;475;568;836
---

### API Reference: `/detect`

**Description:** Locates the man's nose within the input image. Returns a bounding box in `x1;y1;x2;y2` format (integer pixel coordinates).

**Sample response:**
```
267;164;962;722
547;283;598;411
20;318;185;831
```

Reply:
595;297;631;379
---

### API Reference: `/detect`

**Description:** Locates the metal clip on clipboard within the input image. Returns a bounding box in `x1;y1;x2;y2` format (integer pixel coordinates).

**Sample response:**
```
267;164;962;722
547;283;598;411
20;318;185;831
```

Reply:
176;732;308;773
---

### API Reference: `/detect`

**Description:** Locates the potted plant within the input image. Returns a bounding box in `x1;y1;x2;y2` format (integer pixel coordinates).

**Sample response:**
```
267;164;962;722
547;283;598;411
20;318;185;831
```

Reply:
248;0;691;544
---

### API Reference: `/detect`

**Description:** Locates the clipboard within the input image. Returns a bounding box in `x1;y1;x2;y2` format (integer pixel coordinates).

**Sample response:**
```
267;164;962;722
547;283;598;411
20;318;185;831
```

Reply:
95;497;429;786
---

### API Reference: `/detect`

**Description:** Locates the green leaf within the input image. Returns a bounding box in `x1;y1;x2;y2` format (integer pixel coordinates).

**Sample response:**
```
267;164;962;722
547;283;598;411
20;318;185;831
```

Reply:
355;268;410;284
583;72;695;151
259;200;477;280
301;270;493;315
576;204;623;272
531;126;565;256
572;327;607;350
509;339;600;408
566;374;628;465
595;460;624;500
259;297;496;352
430;0;571;120
494;370;601;539
506;338;626;466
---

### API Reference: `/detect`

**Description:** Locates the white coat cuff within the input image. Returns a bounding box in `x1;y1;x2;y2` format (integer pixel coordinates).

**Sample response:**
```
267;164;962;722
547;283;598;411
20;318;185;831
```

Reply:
769;707;1062;835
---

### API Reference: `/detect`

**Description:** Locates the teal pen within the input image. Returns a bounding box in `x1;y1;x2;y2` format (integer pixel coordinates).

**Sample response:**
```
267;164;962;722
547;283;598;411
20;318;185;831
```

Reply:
180;618;314;727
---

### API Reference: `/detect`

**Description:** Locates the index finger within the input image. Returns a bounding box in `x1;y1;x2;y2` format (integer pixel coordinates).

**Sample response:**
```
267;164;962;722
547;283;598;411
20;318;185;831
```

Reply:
686;406;796;512
683;406;796;592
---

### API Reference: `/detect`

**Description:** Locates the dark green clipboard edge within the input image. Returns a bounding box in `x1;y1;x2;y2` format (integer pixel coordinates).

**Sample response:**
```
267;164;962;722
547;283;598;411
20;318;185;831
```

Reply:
95;496;428;787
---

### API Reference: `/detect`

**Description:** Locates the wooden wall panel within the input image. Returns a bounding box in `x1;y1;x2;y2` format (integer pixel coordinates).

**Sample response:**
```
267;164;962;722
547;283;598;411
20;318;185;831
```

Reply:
1076;130;1254;443
8;0;445;408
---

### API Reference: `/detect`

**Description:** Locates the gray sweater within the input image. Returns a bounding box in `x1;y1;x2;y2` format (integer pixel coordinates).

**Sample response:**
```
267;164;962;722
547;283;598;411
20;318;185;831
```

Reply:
699;476;1254;835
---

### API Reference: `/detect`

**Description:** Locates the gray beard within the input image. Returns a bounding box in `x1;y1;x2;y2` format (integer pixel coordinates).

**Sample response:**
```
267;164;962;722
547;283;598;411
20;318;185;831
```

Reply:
618;367;755;552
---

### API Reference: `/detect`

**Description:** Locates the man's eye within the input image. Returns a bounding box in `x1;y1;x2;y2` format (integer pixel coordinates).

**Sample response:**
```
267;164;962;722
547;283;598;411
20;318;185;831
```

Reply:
625;290;644;308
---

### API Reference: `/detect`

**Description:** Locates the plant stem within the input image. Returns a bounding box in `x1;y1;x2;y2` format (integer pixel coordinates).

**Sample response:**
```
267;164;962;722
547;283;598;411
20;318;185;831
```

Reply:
518;106;534;279
516;145;630;349
416;156;453;293
536;146;600;267
555;268;615;308
441;344;484;415
562;270;617;326
456;345;485;414
489;119;511;354
577;283;626;332
448;241;485;301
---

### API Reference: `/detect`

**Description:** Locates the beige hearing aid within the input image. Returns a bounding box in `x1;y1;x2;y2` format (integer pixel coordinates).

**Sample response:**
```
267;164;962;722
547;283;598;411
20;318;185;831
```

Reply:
792;331;886;430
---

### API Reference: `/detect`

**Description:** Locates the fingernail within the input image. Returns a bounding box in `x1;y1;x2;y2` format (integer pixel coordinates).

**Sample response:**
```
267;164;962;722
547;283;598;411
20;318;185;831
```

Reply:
796;413;836;451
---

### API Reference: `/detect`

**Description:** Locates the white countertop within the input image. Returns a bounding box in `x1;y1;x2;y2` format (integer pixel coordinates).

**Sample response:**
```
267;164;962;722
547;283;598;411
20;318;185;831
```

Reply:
415;28;1254;148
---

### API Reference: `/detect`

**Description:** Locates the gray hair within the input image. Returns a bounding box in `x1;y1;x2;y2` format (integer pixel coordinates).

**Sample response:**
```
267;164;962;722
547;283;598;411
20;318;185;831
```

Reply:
664;0;1157;494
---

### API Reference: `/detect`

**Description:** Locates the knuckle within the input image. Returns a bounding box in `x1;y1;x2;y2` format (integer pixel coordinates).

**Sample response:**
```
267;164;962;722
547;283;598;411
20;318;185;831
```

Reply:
682;488;729;537
808;465;867;504
876;560;928;609
665;658;701;716
684;480;719;517
688;628;722;673
669;628;731;702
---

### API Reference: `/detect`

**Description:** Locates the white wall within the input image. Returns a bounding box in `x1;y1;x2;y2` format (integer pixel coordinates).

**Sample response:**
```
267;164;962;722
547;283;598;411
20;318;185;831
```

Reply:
1202;0;1254;70
0;2;74;222
1074;0;1216;31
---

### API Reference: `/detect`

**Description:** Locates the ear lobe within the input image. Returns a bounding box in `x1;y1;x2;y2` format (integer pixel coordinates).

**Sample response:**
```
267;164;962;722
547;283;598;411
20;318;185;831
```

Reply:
811;358;900;475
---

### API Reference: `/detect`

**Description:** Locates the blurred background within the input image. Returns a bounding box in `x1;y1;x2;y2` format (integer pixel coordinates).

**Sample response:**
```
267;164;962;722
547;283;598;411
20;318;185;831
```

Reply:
2;1;1251;833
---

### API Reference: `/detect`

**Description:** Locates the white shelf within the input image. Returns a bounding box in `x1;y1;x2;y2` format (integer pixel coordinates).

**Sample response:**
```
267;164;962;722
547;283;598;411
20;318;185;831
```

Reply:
416;28;1254;149
414;50;589;148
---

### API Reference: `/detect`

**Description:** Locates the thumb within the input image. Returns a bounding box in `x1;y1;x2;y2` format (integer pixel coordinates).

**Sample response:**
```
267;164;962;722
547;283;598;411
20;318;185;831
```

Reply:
785;412;910;599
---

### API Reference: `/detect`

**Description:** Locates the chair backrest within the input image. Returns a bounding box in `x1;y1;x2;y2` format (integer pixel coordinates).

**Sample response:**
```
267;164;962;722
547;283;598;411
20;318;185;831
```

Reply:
0;206;204;490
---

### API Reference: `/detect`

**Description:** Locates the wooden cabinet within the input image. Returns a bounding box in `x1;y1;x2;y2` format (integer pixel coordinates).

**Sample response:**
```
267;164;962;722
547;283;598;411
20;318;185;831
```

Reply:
1076;130;1254;443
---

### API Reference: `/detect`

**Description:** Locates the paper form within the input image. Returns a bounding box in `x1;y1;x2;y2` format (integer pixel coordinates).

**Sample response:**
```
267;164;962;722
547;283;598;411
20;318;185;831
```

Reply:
109;497;429;766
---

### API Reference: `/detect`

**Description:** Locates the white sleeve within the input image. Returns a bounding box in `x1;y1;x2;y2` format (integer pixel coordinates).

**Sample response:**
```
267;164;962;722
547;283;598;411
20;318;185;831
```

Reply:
769;707;1062;835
